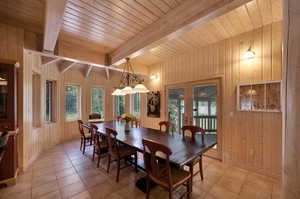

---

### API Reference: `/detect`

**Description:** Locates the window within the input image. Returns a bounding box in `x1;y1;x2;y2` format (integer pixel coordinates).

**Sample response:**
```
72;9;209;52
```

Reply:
91;87;104;118
45;80;56;122
65;85;80;120
115;96;125;117
33;73;41;127
132;93;141;118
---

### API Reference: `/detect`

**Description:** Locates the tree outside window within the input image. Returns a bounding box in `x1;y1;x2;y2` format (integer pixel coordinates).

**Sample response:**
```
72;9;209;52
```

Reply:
65;85;80;120
91;87;104;118
132;93;141;118
115;95;125;117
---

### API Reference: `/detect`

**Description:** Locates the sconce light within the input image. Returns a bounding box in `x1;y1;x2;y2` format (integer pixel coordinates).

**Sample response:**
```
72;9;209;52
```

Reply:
150;74;158;80
243;46;255;60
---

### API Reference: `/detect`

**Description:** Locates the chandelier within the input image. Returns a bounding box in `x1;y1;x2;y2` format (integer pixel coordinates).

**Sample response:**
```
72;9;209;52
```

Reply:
112;58;149;96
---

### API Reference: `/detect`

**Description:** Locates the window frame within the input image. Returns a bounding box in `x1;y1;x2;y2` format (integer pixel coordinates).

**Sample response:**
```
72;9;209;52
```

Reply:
65;84;81;121
131;93;141;118
45;79;57;123
90;86;105;119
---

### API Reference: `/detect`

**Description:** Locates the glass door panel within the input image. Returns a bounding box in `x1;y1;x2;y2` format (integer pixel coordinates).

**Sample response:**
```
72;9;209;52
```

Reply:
192;85;217;135
167;88;185;133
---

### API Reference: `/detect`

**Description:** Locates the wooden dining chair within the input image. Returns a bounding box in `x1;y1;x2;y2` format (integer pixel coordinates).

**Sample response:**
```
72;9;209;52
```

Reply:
142;139;191;199
105;127;138;182
77;120;93;154
182;125;206;182
159;121;174;134
90;124;108;168
131;120;141;127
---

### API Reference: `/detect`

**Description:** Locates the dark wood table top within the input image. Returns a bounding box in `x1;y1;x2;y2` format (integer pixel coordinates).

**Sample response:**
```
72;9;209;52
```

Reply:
85;121;217;167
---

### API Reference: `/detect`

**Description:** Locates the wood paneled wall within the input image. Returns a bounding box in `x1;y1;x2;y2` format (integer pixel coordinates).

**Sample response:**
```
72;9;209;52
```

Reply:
23;51;62;169
142;21;283;179
0;21;123;170
59;67;122;142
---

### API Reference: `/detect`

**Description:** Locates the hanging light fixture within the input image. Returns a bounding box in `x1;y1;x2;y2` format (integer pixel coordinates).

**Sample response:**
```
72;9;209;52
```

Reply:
112;58;149;95
112;89;125;96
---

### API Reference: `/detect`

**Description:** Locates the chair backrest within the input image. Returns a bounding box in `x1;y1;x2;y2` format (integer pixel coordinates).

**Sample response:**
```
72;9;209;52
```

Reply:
158;121;174;134
89;113;101;119
182;125;206;144
77;120;85;136
131;120;141;127
142;139;173;187
90;123;98;141
116;116;122;122
105;127;119;156
90;124;105;147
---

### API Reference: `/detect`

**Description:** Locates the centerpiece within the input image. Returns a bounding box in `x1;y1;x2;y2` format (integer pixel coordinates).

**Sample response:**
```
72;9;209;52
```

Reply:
121;113;136;132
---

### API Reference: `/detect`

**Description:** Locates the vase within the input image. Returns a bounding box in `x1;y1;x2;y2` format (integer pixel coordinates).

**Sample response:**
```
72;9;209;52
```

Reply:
125;122;130;132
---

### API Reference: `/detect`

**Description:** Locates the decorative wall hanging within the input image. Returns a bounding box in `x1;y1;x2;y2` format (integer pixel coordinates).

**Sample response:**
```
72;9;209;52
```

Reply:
237;81;281;112
147;91;160;118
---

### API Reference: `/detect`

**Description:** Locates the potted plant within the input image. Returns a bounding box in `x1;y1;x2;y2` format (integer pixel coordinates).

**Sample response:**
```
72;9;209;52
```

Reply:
121;113;136;132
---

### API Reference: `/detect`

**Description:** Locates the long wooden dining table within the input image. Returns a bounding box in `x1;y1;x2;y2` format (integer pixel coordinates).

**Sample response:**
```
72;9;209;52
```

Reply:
83;121;217;192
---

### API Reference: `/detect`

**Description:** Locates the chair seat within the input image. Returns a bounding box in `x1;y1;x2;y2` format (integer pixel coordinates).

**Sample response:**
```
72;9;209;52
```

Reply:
95;141;108;152
111;145;136;158
83;133;92;139
153;166;191;188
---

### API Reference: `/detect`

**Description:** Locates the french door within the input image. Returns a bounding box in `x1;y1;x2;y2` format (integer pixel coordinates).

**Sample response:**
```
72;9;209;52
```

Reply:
166;78;222;159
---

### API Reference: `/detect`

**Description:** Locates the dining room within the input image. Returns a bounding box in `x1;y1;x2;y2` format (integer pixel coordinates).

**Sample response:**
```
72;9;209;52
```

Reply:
0;0;299;199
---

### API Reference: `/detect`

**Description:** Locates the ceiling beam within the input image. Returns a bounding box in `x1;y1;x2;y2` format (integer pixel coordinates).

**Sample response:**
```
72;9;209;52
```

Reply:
43;0;67;53
41;56;60;66
85;65;93;78
109;0;252;65
105;68;110;80
25;49;148;76
58;61;76;74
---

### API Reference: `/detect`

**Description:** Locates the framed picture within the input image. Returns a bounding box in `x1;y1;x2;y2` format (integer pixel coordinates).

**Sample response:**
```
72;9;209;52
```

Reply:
147;91;160;118
237;81;281;112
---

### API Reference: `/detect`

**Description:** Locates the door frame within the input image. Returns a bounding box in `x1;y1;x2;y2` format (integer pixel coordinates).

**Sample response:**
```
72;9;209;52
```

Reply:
165;77;223;160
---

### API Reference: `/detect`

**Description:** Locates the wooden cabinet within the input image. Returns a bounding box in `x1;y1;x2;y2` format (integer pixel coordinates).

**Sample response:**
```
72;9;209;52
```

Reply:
0;130;18;186
0;62;17;131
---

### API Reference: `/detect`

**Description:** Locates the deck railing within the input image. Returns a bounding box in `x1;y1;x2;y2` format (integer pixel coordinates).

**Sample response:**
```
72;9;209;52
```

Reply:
193;115;217;133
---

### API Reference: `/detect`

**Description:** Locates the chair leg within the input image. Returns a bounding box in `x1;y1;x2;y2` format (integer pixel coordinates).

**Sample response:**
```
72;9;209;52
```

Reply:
146;176;150;199
80;138;83;151
97;152;101;168
83;140;86;154
107;154;111;173
190;165;193;192
116;158;120;182
187;178;191;199
134;153;138;173
199;157;203;181
168;188;173;199
92;146;95;161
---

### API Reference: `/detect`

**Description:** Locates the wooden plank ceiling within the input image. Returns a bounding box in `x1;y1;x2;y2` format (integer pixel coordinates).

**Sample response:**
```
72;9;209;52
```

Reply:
0;0;282;67
61;0;187;52
0;0;45;33
130;0;283;66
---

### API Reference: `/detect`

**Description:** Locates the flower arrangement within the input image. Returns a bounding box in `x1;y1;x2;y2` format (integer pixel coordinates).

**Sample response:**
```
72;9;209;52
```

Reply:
121;113;136;123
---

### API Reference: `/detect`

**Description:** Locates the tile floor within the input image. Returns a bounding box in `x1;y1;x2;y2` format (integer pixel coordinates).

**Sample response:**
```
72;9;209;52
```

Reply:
0;140;283;199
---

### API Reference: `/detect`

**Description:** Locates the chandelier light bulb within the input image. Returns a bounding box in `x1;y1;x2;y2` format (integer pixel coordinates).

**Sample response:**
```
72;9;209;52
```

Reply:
134;84;149;93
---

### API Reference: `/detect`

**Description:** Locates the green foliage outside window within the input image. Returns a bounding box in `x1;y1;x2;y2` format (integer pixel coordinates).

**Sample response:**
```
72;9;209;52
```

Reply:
91;88;104;118
115;96;125;116
132;93;141;118
65;85;80;120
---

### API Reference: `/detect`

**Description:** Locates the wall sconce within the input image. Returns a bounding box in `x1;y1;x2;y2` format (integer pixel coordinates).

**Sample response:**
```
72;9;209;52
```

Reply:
243;46;255;59
150;74;159;80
